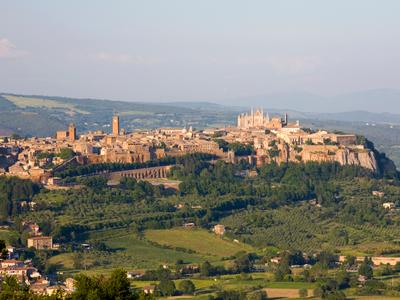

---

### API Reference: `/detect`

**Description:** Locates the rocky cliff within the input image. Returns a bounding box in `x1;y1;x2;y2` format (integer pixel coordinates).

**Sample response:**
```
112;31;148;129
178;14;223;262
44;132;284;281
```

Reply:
257;141;397;176
296;145;379;172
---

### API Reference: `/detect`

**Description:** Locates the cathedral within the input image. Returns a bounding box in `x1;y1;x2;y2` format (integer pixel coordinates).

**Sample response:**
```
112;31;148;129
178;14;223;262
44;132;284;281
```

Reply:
237;108;287;129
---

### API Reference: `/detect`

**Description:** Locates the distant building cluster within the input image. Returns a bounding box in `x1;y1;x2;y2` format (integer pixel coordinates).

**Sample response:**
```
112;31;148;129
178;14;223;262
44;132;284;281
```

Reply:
0;221;73;296
0;108;376;185
0;258;74;296
56;123;77;142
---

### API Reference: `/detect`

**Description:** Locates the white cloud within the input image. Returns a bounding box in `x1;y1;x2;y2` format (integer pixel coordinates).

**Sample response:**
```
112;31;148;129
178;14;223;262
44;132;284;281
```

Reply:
94;52;159;65
0;38;28;59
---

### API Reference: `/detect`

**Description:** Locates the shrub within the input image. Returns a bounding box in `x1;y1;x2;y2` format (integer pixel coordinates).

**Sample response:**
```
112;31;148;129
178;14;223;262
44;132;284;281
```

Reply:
178;280;195;295
299;288;308;298
246;290;267;300
158;279;176;296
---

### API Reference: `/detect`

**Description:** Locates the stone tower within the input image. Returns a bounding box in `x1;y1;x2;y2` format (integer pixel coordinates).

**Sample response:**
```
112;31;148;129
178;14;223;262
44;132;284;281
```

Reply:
112;115;120;136
68;123;77;142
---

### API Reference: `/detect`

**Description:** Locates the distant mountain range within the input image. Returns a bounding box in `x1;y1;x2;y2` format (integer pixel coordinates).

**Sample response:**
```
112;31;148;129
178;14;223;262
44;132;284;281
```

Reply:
161;88;400;123
223;88;400;114
1;90;400;138
0;93;239;137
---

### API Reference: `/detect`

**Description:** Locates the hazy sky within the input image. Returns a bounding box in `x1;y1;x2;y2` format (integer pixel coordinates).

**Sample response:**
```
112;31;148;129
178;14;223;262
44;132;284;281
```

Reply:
1;1;400;102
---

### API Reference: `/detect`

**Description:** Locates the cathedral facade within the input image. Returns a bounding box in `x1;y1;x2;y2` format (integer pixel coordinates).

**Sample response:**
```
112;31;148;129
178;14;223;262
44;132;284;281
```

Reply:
237;108;287;129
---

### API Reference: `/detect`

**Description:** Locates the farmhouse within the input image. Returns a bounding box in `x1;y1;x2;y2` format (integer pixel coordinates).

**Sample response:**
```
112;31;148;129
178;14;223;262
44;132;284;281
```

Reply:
27;236;53;250
143;285;156;294
213;224;226;236
372;191;385;198
126;270;144;279
382;202;396;210
183;222;195;229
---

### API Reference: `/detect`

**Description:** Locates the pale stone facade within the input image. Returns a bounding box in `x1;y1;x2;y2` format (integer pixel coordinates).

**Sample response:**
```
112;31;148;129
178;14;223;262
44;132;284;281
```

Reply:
27;236;53;250
237;108;289;130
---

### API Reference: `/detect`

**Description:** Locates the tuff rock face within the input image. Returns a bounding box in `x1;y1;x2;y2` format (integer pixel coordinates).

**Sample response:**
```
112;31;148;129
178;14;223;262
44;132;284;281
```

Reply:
297;146;378;171
258;143;391;173
334;149;378;172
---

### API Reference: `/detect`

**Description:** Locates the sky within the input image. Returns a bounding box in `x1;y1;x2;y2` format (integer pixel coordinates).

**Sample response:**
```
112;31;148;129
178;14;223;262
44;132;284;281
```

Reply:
1;0;400;103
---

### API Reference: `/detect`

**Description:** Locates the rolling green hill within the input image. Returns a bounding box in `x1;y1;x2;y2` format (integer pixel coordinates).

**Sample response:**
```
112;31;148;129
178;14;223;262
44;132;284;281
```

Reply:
145;228;253;258
4;155;400;298
0;93;237;137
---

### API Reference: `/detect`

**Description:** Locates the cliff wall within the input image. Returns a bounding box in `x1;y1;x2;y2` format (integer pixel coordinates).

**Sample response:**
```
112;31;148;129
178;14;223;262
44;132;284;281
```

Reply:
256;142;396;175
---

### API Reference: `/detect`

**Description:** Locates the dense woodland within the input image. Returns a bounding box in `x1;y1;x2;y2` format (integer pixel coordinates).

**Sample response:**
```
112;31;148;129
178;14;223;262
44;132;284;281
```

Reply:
2;155;400;249
0;176;40;223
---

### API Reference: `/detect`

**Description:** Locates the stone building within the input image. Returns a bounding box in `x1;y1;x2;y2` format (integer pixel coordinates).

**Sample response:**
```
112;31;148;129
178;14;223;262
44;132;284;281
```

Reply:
237;108;270;129
237;108;288;130
68;123;77;142
112;115;120;136
56;130;69;140
213;224;226;236
27;236;53;250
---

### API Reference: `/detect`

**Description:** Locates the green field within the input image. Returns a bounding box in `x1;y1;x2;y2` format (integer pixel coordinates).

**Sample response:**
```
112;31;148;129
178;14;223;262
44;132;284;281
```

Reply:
48;253;75;270
131;278;217;290
145;228;253;258
339;241;400;257
3;95;90;114
131;274;317;299
49;244;202;274
49;229;215;274
215;274;316;290
103;232;209;267
47;228;255;275
0;229;19;245
119;111;154;116
349;297;400;300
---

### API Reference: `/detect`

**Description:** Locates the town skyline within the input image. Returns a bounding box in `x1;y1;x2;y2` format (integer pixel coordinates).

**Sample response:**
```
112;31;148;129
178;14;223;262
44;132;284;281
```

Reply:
2;109;388;184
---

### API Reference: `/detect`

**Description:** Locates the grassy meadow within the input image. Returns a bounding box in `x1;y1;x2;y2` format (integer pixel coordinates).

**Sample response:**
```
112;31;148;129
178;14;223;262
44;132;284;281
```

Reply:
48;228;247;275
145;228;253;258
0;229;19;245
3;95;90;114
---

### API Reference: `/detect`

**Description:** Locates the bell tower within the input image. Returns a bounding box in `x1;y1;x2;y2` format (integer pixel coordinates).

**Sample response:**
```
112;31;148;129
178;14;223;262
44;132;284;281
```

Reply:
112;115;120;136
68;123;77;142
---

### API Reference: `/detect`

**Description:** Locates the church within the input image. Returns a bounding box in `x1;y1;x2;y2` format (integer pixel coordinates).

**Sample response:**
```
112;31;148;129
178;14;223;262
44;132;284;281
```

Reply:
237;108;288;130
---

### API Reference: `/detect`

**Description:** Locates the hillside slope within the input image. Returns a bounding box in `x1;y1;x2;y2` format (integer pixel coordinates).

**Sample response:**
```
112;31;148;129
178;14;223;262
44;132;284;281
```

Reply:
0;93;237;136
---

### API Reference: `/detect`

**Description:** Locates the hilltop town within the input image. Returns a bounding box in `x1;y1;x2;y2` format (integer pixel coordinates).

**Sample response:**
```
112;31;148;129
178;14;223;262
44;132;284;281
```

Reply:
0;109;392;185
0;110;400;298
